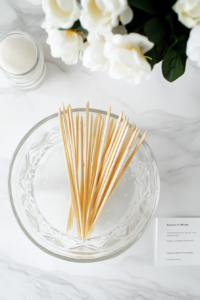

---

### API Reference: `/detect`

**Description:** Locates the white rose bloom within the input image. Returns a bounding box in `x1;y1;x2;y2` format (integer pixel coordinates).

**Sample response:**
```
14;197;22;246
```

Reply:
104;33;154;84
120;6;134;25
186;25;200;67
46;28;83;65
173;0;200;28
43;0;80;29
80;0;133;33
82;32;109;71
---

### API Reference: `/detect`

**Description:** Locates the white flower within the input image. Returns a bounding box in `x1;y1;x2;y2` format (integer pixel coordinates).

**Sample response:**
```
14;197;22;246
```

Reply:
173;0;200;28
120;6;134;25
42;0;80;29
46;28;83;65
82;32;109;71
80;0;133;33
187;25;200;67
104;33;154;83
26;0;42;5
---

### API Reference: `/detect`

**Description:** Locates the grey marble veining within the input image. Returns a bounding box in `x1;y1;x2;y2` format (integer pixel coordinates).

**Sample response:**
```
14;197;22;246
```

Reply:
0;0;200;299
0;252;199;300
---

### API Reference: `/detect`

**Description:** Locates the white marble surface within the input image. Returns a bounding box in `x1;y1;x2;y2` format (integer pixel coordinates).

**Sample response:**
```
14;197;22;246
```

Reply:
0;0;200;299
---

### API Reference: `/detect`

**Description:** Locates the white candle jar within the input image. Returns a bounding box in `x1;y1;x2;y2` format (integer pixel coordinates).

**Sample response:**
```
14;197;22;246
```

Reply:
0;31;46;90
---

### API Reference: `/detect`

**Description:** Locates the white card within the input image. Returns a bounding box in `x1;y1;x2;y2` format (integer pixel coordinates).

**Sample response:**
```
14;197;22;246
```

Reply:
156;218;200;266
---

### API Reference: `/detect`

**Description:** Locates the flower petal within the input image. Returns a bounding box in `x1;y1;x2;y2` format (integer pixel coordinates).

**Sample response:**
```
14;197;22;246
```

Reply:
120;6;133;25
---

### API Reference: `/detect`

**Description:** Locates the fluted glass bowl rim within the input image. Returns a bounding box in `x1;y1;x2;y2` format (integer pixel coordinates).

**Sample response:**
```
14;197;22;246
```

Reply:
8;108;160;263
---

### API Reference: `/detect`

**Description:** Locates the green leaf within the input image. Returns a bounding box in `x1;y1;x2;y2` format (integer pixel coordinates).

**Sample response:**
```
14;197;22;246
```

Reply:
145;42;168;69
70;20;88;34
165;11;177;34
143;17;171;68
162;39;187;82
165;11;190;36
126;20;146;34
144;17;170;44
125;7;151;34
128;0;156;15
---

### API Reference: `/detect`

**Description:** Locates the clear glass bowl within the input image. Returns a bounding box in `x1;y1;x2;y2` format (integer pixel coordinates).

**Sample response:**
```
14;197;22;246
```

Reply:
8;109;160;262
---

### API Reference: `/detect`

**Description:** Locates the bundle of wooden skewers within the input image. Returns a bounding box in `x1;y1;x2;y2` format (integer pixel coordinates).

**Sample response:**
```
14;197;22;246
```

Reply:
58;102;147;239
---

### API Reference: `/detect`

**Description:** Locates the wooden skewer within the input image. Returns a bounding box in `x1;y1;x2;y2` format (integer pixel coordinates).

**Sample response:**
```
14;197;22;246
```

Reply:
106;128;140;201
87;129;145;238
108;126;138;185
83;102;89;237
98;117;128;183
59;109;81;238
61;106;74;177
103;112;123;164
60;106;76;233
66;112;80;231
59;104;148;240
69;202;73;229
80;116;84;215
95;109;112;182
67;105;79;176
87;114;93;185
114;131;148;189
98;118;114;176
66;200;73;231
85;115;102;232
89;117;104;215
86;115;104;228
94;118;114;178
71;112;79;226
84;114;93;236
88;115;101;197
62;106;78;211
98;107;111;159
76;112;79;174
91;117;128;208
102;118;114;157
67;105;76;165
90;114;98;158
91;123;130;222
88;108;111;211
103;130;145;209
69;112;79;228
89;114;99;189
97;117;123;184
62;105;83;239
85;116;101;229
